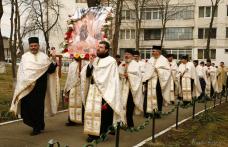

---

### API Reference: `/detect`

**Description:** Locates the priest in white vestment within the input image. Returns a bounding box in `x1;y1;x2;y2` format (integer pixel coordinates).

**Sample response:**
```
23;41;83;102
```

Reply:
167;54;179;104
177;56;201;104
10;37;60;136
132;50;148;117
119;49;144;127
64;59;87;126
81;41;125;142
217;62;228;95
193;61;207;100
204;59;218;98
143;45;171;117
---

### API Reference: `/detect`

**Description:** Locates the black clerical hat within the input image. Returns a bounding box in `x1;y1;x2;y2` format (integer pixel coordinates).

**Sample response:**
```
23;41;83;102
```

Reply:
125;49;134;55
206;59;211;63
181;55;188;60
152;45;162;50
193;60;199;64
133;50;140;55
166;54;174;58
28;37;39;44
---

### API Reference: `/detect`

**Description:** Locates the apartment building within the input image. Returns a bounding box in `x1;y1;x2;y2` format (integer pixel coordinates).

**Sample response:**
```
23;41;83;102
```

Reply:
119;0;228;65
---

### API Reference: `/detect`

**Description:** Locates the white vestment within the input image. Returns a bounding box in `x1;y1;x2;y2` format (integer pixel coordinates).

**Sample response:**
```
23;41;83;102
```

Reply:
10;51;60;116
64;61;86;123
119;60;144;115
138;60;146;76
217;66;228;93
81;56;125;136
143;55;171;113
204;66;218;95
169;60;179;101
196;65;207;82
177;62;202;101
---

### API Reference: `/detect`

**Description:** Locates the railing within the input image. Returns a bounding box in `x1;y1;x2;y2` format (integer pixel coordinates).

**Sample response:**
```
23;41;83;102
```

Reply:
47;86;227;147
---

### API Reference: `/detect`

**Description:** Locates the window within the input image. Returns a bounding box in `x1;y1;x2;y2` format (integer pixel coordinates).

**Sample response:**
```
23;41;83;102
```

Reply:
198;28;216;39
197;49;216;59
119;29;136;40
226;28;228;38
198;49;204;59
144;29;161;40
199;7;204;17
198;6;217;18
141;6;194;20
165;49;192;60
131;29;135;39
120;30;125;39
126;30;130;39
198;28;204;39
75;0;86;3
227;5;228;16
205;6;211;17
165;27;193;40
122;10;135;20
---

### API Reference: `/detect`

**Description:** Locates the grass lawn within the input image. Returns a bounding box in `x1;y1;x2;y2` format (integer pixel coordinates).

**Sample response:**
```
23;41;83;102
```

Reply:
0;64;67;122
0;64;14;113
144;102;228;147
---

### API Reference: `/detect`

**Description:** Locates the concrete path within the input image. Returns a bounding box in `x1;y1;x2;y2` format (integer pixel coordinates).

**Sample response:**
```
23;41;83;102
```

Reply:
0;98;226;147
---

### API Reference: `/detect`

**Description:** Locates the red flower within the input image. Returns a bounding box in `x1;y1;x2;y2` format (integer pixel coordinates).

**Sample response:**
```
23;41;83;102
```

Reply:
62;48;68;53
102;104;108;110
85;53;90;60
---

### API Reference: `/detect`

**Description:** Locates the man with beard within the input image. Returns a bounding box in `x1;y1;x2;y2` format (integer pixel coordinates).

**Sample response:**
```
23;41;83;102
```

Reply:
177;56;201;105
143;45;171;118
10;37;60;135
119;49;144;127
81;41;125;142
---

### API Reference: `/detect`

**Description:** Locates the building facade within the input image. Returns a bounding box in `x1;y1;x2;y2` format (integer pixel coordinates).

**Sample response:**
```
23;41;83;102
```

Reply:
119;0;228;65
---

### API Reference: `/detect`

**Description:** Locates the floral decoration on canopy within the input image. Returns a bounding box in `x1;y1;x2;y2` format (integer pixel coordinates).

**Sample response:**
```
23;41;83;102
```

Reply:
62;6;113;60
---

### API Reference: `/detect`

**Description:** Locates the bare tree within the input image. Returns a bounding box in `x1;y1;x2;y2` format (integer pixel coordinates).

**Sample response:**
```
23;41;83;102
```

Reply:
155;0;184;48
0;0;4;62
205;0;221;59
112;0;124;57
23;0;61;53
9;0;17;80
133;0;148;51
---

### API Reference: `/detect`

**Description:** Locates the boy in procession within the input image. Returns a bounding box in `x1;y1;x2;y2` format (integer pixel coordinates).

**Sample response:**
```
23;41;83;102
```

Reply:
64;58;87;126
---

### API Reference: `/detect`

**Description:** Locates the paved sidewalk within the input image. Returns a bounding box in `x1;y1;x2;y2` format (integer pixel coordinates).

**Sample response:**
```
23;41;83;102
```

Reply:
0;98;226;147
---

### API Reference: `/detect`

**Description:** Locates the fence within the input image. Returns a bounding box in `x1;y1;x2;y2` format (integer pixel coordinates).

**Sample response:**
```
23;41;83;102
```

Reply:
48;88;228;147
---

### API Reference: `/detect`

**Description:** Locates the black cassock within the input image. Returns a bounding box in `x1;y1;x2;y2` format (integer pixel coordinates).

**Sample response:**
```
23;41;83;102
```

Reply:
21;63;57;131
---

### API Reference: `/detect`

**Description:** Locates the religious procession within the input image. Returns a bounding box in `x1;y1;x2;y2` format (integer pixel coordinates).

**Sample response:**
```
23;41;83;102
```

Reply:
1;0;228;147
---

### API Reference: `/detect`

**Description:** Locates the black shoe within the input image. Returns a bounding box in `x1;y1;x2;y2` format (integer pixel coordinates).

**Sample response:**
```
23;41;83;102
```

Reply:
30;130;41;136
86;136;99;143
65;122;76;126
154;113;161;119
